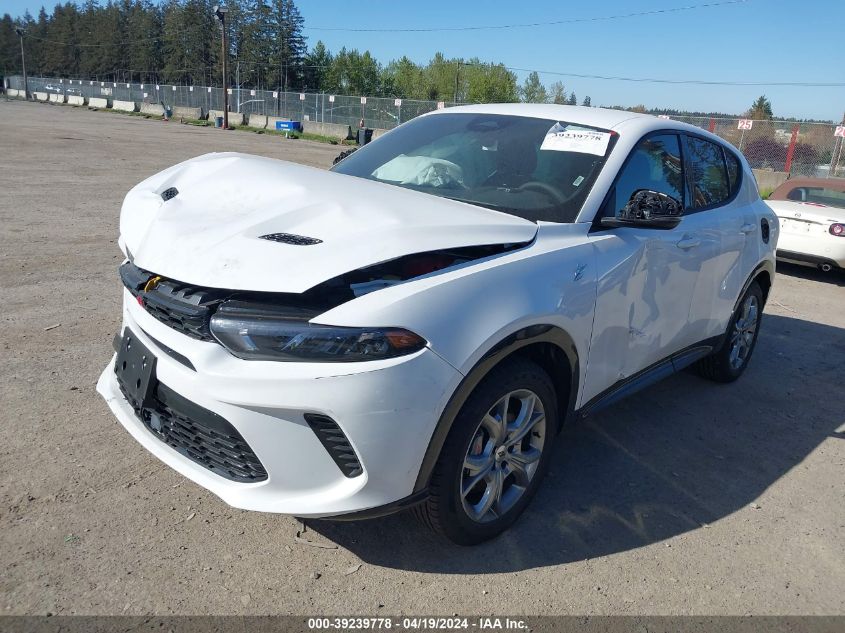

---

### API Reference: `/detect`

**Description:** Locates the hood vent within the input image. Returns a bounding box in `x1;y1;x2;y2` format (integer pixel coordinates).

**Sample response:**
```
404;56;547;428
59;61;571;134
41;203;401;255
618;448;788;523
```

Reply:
259;232;323;246
161;187;179;201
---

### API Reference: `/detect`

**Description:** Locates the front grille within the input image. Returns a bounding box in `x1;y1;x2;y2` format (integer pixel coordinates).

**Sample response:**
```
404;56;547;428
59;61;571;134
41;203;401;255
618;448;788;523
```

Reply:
119;262;226;342
305;414;363;478
117;374;267;483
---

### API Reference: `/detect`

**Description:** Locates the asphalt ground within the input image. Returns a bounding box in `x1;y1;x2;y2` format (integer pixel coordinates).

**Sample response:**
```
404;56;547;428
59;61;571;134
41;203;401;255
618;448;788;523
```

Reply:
1;98;843;616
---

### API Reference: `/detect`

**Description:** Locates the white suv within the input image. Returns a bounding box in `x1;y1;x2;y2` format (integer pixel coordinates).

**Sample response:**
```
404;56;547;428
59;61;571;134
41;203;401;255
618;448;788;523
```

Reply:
97;104;777;544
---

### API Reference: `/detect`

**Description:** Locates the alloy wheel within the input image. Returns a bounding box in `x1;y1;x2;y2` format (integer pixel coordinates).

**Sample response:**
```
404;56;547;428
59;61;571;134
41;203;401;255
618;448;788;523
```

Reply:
460;389;546;523
729;294;759;370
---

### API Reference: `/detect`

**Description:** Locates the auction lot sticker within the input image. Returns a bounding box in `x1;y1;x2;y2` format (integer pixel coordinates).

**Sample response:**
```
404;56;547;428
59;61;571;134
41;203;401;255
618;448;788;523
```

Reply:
541;123;611;155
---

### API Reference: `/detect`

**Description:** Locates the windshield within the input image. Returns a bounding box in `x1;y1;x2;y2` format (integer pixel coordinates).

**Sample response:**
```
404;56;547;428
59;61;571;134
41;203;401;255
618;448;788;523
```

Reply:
331;113;615;223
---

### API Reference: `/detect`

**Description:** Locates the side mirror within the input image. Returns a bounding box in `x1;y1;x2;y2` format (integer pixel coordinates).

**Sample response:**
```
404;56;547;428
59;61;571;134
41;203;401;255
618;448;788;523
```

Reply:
601;189;683;230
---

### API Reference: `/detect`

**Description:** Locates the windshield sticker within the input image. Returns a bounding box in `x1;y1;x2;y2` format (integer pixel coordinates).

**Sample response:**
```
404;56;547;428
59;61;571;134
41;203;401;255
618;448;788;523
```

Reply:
541;123;611;156
572;175;585;187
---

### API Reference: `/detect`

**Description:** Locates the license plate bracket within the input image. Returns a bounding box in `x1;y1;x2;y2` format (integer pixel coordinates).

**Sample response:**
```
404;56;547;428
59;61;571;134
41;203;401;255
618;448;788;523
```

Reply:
114;328;157;412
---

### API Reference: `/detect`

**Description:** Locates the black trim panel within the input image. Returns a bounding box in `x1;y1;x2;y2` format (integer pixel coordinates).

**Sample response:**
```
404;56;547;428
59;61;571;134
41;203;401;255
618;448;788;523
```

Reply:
316;489;430;522
579;339;717;418
412;324;579;493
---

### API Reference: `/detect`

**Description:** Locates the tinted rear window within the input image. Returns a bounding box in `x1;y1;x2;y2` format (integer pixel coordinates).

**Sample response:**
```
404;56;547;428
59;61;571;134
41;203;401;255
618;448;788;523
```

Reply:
687;137;730;209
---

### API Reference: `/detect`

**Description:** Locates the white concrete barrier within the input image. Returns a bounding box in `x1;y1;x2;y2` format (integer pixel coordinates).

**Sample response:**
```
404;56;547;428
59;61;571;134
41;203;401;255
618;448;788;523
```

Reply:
48;93;66;103
67;95;86;106
6;88;19;97
34;92;49;101
112;100;137;113
171;106;202;120
208;110;244;126
88;97;110;108
247;114;267;129
140;103;165;117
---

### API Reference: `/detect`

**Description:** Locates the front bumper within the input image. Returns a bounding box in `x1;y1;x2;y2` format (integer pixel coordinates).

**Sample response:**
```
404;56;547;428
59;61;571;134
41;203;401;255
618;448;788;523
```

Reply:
97;290;462;517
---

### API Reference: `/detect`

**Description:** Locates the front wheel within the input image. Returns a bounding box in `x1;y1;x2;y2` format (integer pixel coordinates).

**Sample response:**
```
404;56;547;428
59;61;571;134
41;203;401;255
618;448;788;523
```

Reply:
696;281;764;383
414;358;558;545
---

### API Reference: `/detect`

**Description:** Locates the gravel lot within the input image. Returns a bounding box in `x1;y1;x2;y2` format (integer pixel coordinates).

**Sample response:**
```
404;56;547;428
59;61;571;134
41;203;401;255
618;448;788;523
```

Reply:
1;99;843;616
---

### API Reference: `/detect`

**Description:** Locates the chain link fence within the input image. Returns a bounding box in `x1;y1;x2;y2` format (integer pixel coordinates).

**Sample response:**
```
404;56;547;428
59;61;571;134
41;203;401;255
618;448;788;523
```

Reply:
4;75;452;131
669;115;844;180
5;75;844;180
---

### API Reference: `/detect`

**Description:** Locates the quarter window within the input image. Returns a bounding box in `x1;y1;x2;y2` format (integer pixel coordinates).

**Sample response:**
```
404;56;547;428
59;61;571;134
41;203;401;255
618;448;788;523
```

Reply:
687;137;730;208
725;149;740;194
606;134;684;216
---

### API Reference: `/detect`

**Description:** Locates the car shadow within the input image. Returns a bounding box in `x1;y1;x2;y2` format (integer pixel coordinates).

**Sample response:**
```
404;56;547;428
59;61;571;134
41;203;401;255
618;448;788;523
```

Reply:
776;261;845;286
308;313;844;573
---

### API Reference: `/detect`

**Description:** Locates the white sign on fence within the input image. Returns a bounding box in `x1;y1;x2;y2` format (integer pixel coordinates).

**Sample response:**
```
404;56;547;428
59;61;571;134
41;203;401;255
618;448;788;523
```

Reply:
90;81;93;85
143;92;148;98
738;119;753;130
437;101;445;110
835;126;845;138
250;89;255;96
126;83;130;88
172;86;176;91
189;86;194;92
113;82;117;87
208;87;212;93
155;85;160;90
329;95;335;103
227;88;232;95
273;91;278;98
394;98;402;107
361;96;367;104
59;79;63;83
299;93;305;101
140;84;144;89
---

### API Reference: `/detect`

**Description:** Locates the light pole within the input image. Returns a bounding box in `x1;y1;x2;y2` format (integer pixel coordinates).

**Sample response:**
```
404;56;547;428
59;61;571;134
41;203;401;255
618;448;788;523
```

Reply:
213;5;229;129
15;28;28;100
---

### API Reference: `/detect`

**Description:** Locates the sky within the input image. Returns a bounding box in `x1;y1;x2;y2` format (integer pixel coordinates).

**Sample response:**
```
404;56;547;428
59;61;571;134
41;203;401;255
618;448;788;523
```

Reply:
5;0;843;121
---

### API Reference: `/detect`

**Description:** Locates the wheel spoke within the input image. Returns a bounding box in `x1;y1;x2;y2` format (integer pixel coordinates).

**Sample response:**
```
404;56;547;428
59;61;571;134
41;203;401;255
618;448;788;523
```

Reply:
461;461;494;498
473;468;502;519
505;410;545;448
464;449;492;475
508;448;540;485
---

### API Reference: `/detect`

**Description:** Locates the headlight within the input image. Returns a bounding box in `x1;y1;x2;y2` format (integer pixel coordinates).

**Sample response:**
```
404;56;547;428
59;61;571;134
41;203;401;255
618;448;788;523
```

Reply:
209;301;427;362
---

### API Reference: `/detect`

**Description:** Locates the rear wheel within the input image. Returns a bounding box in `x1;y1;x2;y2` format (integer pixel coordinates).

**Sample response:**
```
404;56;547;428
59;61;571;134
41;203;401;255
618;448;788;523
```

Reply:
696;281;764;383
414;358;557;545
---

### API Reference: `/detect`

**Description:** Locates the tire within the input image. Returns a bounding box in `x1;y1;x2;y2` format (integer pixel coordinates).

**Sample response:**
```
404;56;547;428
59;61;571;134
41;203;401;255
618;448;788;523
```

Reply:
413;358;558;545
696;281;764;383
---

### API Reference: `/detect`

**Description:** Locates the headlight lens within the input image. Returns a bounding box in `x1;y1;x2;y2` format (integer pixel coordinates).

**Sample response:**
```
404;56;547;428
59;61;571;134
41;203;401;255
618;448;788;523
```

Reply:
209;302;426;362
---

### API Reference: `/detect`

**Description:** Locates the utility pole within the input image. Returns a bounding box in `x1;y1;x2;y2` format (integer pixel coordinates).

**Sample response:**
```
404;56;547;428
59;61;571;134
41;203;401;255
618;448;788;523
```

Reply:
214;5;229;129
15;28;28;100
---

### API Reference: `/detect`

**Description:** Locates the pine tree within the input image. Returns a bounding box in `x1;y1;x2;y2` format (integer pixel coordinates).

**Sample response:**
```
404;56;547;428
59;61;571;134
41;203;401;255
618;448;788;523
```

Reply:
520;71;547;103
567;92;577;105
549;81;566;104
747;95;773;120
582;95;591;107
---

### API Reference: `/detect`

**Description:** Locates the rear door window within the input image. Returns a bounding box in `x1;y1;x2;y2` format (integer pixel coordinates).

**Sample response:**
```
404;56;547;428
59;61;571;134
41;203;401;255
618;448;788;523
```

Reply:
686;137;730;209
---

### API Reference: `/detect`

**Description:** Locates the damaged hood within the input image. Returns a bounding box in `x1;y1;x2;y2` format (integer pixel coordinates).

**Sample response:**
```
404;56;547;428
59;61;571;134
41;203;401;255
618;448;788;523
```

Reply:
121;153;537;293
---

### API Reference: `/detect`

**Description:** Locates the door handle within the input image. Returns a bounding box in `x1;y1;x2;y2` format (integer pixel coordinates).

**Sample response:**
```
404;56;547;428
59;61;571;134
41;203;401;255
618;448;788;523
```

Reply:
676;235;701;249
741;223;756;234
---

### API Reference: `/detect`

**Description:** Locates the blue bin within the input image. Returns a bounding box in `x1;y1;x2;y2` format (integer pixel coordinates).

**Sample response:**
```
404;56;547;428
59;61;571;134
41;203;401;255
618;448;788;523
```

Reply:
275;120;303;132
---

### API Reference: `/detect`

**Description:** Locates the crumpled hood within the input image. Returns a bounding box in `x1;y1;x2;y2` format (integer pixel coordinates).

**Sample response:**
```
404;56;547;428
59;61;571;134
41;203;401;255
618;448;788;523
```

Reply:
120;152;537;293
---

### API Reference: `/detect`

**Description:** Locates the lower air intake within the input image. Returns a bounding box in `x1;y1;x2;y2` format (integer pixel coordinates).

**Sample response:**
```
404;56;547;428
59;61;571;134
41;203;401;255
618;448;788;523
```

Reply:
304;414;363;478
